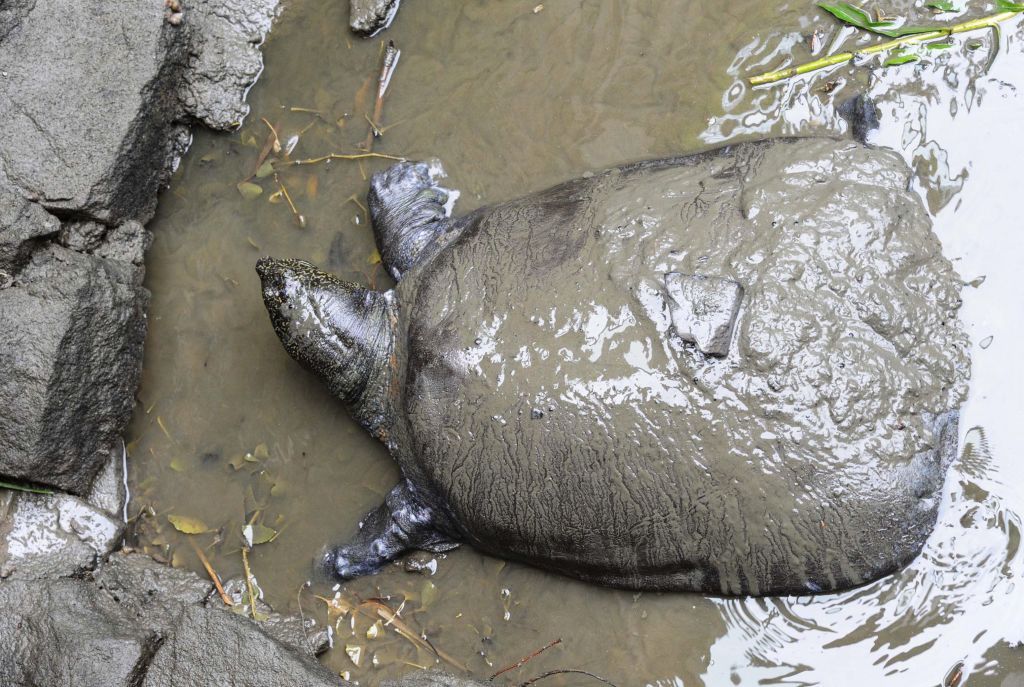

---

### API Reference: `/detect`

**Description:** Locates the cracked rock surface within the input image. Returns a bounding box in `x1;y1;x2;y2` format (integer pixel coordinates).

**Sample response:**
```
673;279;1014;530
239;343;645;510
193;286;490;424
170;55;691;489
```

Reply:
0;553;343;687
0;0;276;494
350;0;402;35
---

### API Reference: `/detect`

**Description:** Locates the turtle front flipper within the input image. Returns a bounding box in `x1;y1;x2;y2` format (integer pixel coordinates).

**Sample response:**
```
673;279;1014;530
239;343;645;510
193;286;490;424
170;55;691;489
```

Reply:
325;480;459;580
368;160;461;280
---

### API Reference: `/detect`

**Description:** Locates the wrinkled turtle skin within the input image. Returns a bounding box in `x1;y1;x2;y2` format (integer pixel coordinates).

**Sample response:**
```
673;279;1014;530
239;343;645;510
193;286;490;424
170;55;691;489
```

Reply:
256;138;969;595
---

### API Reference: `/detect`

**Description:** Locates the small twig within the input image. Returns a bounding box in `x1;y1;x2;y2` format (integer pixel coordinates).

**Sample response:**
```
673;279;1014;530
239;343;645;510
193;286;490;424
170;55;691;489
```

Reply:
364;112;383;137
490;638;562;680
260;117;282;153
364;40;401;151
749;9;1021;85
275;152;405;168
273;173;305;228
296;582;311;652
346;193;369;215
241;547;260;621
520;669;619;687
189;538;232;607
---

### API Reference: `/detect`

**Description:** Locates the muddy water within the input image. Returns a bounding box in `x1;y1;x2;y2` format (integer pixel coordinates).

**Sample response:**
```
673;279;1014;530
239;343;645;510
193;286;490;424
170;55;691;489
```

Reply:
129;1;1024;684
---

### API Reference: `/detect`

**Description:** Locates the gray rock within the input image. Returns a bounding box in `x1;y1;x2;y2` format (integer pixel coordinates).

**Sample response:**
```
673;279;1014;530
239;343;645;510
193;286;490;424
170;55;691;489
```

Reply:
87;444;129;518
0;490;124;579
665;273;744;357
0;579;160;687
0;244;148;493
218;577;330;656
92;552;214;630
0;180;60;275
382;672;487;687
142;604;343;687
350;0;401;35
0;559;345;687
178;0;280;130
0;0;188;224
0;0;277;225
94;220;153;275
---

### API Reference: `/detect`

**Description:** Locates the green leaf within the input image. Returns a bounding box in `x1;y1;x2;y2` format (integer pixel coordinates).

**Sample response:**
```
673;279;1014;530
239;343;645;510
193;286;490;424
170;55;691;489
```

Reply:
255;160;275;178
0;480;54;495
925;41;955;49
996;0;1024;11
884;52;922;66
167;514;213;534
817;2;938;37
967;40;984;49
926;0;958;11
236;181;263;200
251;523;279;545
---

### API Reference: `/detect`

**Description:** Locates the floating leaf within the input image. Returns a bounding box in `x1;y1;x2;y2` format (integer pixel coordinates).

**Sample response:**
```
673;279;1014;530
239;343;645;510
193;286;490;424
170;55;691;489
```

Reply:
345;644;363;667
253;443;270;459
268;190;284;204
366;620;382;639
926;0;959;11
255;160;275;178
368;249;382;265
169;457;187;472
168;514;213;534
816;2;936;37
420;580;439;610
251;523;279;545
228;454;247;471
237;181;263;200
884;52;921;65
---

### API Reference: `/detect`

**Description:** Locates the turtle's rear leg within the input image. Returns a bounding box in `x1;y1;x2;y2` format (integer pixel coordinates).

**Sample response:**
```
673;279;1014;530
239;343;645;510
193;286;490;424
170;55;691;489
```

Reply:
325;480;459;580
368;160;461;280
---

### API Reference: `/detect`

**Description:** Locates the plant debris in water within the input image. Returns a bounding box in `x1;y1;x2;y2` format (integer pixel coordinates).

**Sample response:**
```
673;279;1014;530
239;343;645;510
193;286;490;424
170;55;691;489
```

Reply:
749;2;1024;84
0;480;54;494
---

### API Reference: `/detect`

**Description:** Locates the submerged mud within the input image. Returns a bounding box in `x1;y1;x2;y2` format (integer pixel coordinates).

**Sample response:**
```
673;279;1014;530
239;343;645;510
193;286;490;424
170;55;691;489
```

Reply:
129;0;1024;684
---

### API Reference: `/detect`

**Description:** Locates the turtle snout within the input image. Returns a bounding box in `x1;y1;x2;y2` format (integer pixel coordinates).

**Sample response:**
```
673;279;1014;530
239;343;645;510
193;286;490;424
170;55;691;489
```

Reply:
256;257;285;291
256;257;293;308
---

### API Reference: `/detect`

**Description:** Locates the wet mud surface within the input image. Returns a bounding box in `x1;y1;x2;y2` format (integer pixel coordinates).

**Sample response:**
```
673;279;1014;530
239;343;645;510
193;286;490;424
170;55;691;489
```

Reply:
129;0;1024;684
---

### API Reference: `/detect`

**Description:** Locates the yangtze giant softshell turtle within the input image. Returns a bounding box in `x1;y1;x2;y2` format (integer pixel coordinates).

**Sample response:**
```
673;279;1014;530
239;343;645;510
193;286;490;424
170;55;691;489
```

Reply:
256;138;969;595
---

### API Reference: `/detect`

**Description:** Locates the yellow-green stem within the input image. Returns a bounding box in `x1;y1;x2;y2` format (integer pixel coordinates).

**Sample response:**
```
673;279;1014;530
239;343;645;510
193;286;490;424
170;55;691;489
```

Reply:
750;10;1020;85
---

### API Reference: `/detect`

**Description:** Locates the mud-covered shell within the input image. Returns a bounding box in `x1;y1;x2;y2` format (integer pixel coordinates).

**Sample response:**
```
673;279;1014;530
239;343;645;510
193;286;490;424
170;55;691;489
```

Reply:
391;138;969;595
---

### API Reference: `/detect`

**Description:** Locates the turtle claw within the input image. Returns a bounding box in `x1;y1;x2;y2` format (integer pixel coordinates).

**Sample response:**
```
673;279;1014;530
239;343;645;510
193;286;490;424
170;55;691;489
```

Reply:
368;160;461;280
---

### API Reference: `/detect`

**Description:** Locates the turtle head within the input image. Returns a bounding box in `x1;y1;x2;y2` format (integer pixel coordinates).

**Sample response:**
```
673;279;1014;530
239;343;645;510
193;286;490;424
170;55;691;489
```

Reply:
256;257;396;436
